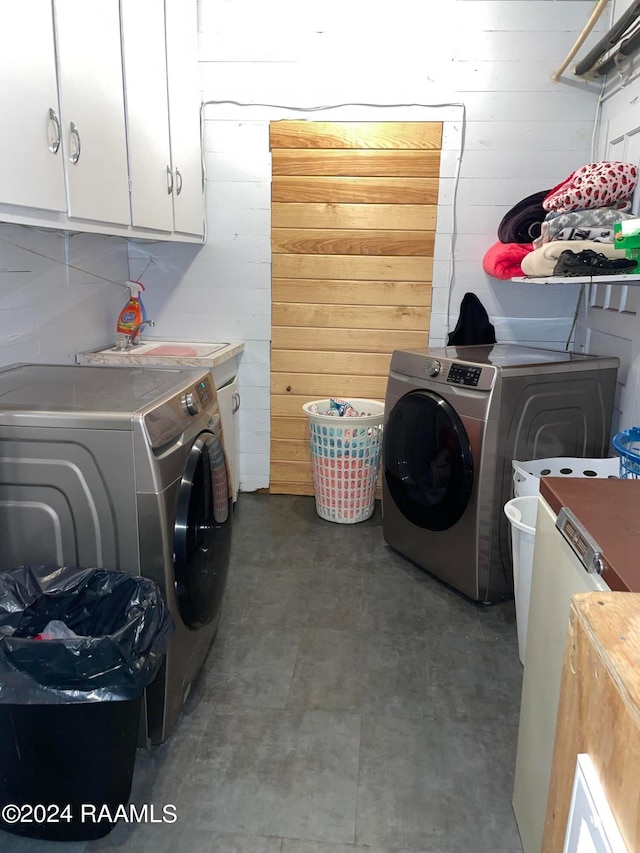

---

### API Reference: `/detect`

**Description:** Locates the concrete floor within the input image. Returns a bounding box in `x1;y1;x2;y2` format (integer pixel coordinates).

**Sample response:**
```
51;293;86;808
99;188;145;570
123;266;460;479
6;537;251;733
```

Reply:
2;494;524;852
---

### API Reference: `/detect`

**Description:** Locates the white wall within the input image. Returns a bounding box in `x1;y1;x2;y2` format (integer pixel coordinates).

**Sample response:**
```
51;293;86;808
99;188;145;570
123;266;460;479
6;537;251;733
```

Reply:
575;0;640;433
133;0;607;491
1;1;604;490
0;224;128;365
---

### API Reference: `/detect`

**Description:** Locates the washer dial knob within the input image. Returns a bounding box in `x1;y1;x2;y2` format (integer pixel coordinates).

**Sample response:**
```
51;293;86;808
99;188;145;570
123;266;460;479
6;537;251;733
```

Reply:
182;392;201;416
427;360;441;377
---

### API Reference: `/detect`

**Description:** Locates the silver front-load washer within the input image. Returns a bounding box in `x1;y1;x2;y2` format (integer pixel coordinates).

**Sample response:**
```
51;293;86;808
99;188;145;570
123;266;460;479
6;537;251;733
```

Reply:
0;363;232;744
382;344;619;603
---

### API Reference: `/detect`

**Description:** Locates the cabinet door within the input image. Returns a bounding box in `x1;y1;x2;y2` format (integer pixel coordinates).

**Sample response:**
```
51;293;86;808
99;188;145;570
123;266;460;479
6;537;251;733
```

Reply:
0;2;67;211
165;0;205;237
217;377;240;502
121;0;173;232
53;0;131;225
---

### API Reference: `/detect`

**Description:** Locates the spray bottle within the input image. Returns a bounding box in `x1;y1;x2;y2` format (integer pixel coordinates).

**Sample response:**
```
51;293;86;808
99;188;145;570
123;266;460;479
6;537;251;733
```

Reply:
116;281;147;345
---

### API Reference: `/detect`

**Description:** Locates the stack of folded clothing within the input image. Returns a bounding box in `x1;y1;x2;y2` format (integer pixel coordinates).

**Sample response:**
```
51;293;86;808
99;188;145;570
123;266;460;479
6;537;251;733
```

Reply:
482;190;549;279
483;162;639;279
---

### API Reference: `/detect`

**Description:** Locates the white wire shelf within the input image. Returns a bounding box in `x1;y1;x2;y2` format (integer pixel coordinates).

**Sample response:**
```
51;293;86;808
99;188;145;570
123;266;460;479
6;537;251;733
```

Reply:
511;274;640;285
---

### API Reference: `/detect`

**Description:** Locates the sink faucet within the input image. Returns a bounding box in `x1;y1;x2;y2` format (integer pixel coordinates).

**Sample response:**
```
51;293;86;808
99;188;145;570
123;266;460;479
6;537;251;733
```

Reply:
131;319;155;344
114;320;155;351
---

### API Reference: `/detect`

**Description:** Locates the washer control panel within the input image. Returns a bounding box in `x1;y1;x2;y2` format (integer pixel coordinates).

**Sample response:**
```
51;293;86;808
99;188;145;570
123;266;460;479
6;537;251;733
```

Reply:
389;351;496;392
181;391;201;416
143;373;217;448
195;375;214;405
447;363;482;387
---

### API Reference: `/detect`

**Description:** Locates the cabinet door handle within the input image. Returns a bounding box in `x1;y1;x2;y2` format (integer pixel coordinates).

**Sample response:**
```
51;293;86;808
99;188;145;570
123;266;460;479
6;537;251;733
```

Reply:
166;165;173;195
69;122;81;164
175;167;183;195
47;108;61;154
232;391;241;414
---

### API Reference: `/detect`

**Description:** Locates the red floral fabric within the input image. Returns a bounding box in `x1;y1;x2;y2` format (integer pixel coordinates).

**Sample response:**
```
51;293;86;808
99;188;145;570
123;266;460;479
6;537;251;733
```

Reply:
543;161;637;214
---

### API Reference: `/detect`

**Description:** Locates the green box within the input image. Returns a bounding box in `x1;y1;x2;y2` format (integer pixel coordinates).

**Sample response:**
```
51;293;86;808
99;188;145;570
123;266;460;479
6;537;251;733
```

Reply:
614;219;640;260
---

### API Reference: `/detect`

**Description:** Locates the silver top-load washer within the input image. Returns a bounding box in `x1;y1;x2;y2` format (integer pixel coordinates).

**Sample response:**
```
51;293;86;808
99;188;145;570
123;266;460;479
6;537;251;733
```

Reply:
0;363;233;744
382;344;619;602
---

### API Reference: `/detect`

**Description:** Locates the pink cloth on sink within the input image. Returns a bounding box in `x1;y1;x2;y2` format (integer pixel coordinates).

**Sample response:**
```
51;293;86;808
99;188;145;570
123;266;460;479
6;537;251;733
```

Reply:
144;345;200;356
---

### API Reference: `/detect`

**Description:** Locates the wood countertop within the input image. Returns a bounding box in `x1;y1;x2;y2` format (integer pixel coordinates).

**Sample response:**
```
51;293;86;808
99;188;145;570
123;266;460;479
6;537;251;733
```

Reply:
540;477;640;593
543;592;640;851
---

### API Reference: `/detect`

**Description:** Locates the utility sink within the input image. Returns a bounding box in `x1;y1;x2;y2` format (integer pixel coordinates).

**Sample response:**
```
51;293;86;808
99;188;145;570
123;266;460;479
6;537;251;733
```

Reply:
107;341;229;357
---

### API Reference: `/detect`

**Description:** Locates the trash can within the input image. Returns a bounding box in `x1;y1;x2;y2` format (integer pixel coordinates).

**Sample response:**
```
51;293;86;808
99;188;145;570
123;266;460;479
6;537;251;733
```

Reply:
0;565;174;842
303;398;385;523
503;496;538;666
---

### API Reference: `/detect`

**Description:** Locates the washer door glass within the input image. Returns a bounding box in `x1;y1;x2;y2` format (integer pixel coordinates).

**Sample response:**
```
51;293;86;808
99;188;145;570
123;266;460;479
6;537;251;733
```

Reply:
174;430;232;629
384;390;473;531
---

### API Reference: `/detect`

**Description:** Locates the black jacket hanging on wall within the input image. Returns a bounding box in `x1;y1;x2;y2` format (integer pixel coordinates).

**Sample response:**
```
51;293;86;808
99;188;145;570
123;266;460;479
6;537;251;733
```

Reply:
447;292;497;346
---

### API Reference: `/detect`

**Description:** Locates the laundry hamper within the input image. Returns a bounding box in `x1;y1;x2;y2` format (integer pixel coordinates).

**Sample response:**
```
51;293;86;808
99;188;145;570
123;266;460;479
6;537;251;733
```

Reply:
511;456;620;498
303;399;385;523
612;427;640;478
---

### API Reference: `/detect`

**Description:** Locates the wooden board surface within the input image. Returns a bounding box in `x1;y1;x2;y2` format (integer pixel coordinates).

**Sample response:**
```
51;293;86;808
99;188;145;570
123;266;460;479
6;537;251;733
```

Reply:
271;416;310;442
271;149;441;177
271;326;428;354
269;121;443;150
271;349;392;376
272;228;434;257
270;120;439;495
272;303;430;331
272;372;388;399
272;253;432;281
272;395;388;420
543;592;640;852
272;202;437;230
272;279;431;307
272;176;440;204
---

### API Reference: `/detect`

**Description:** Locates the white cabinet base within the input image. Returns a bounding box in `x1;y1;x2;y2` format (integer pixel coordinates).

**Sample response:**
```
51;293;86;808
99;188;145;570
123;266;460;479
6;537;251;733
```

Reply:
217;376;239;504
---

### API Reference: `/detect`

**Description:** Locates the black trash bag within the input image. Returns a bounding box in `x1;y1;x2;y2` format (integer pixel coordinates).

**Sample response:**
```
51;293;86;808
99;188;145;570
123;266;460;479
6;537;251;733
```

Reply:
0;565;174;703
447;292;497;346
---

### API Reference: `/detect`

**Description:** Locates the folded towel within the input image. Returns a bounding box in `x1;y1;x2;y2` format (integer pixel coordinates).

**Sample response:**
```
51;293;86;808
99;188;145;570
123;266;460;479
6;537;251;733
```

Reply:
553;227;614;243
520;240;626;276
533;207;635;247
543;162;637;214
483;241;533;279
498;190;550;244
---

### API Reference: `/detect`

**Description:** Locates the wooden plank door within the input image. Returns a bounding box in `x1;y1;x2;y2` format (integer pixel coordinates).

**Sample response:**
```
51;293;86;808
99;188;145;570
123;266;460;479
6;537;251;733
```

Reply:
270;120;442;495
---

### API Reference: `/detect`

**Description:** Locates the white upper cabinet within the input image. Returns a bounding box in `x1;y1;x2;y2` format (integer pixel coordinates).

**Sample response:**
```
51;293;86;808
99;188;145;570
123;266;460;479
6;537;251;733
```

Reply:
121;0;173;233
165;0;205;237
0;2;67;211
121;0;204;238
0;0;203;242
53;0;131;225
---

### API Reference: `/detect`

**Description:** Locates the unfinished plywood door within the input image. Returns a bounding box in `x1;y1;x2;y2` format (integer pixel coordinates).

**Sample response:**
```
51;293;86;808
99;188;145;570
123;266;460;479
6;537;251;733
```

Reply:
270;121;441;495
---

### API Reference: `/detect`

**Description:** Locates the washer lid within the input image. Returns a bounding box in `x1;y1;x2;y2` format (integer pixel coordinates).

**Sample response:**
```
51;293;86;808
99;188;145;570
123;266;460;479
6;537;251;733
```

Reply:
425;344;608;367
391;344;619;381
0;363;209;428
